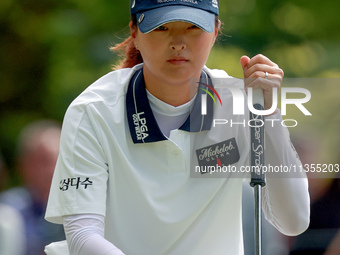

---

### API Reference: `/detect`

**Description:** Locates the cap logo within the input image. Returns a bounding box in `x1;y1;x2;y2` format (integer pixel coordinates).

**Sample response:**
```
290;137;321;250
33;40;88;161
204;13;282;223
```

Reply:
157;0;176;3
177;0;200;5
131;0;136;9
138;13;145;24
212;0;218;8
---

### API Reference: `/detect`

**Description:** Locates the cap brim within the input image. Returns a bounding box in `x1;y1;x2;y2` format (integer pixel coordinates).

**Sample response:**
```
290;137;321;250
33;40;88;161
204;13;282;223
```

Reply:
137;5;215;34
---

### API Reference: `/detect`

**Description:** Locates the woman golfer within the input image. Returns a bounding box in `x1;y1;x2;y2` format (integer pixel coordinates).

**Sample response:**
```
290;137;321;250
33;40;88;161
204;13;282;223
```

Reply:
45;1;310;254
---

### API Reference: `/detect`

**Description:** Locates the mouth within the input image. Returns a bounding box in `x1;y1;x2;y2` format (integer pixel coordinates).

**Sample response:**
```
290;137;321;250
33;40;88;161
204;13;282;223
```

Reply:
167;57;189;65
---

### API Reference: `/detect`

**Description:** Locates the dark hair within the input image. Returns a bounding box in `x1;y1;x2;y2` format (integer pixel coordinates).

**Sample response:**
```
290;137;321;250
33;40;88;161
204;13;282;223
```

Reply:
110;15;220;70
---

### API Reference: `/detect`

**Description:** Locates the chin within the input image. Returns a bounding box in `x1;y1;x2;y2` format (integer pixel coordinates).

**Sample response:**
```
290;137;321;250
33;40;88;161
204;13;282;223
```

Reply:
167;67;201;80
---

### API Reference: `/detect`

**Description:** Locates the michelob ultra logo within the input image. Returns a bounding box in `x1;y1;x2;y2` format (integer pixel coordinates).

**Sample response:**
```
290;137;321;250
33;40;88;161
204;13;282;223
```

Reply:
196;138;240;174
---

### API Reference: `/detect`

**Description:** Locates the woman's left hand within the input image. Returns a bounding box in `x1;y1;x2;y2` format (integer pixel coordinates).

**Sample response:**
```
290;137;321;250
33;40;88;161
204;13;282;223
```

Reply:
240;54;284;115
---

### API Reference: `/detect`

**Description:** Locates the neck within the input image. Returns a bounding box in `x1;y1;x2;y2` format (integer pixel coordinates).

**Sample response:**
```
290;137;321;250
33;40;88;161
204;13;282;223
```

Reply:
143;69;200;107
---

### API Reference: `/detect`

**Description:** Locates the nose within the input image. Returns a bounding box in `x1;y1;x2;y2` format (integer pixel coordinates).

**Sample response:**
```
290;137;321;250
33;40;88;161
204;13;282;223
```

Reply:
171;43;186;50
170;34;186;51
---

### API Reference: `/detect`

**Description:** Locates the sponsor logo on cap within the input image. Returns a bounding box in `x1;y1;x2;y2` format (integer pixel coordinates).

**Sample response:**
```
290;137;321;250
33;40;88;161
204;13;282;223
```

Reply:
138;13;145;23
157;0;176;3
212;0;218;8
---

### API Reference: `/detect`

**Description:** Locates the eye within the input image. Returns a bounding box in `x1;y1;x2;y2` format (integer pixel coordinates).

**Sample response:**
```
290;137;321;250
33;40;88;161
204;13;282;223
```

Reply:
154;25;168;31
188;25;199;29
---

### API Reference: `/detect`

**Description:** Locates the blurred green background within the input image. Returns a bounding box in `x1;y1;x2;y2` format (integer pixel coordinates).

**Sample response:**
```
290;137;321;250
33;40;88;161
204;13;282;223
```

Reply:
1;0;340;187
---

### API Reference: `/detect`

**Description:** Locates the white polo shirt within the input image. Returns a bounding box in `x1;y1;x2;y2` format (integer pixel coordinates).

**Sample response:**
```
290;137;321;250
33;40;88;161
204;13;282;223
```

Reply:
45;64;305;255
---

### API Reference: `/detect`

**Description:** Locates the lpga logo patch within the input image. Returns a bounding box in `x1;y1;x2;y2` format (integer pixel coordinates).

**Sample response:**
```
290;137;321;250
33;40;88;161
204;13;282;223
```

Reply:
196;138;240;174
133;112;149;141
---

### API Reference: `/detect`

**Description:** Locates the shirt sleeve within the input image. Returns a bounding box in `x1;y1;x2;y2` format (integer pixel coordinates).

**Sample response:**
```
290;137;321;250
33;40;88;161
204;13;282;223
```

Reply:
63;214;125;255
261;110;310;236
45;102;109;224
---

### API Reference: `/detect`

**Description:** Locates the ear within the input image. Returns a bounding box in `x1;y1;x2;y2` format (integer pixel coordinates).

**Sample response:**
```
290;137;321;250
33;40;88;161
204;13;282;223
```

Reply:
212;19;221;46
214;19;221;39
129;21;137;39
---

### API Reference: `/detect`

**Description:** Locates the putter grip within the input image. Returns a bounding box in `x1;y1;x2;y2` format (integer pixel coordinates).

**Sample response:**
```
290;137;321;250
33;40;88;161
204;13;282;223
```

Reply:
250;88;266;187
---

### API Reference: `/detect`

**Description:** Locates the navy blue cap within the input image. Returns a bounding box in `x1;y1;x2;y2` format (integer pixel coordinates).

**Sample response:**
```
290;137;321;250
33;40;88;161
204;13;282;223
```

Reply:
130;0;219;34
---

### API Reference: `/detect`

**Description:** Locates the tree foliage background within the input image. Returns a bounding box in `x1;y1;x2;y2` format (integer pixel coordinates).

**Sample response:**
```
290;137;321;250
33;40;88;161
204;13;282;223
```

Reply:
1;0;340;187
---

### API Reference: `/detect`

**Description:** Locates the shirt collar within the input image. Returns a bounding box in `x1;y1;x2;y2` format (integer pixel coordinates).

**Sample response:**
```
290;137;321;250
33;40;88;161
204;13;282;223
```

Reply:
126;68;214;144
